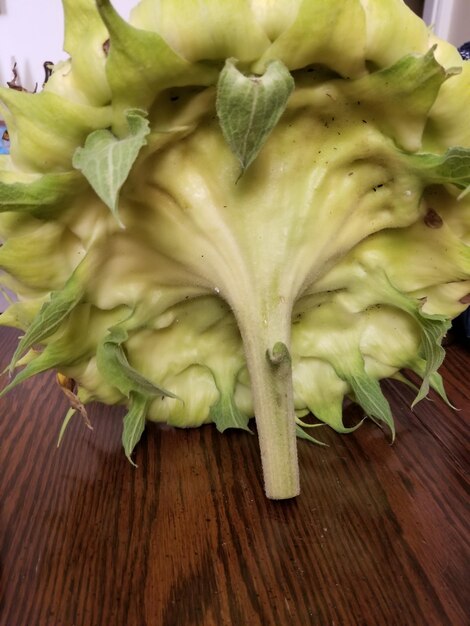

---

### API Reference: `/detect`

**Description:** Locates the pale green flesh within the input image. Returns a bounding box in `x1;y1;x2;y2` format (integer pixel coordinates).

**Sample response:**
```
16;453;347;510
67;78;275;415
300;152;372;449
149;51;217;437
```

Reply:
0;1;469;499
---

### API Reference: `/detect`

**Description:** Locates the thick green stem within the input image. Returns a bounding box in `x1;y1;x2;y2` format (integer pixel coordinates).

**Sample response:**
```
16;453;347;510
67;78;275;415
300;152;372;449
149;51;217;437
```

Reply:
236;303;300;499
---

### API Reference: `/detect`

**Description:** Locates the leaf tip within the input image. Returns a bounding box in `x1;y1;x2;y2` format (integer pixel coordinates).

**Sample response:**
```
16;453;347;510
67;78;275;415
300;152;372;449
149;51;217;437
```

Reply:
125;453;138;468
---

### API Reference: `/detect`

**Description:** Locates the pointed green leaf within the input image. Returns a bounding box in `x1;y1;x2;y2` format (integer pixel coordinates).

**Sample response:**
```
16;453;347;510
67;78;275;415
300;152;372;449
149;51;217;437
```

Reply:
122;392;150;466
391;372;420;395
405;147;470;198
307;399;366;434
0;356;51;397
412;314;450;407
7;266;84;373
96;325;177;399
72;110;150;225
342;47;454;151
1;305;96;397
57;407;77;448
96;0;216;124
428;371;457;410
216;59;294;174
209;391;251;433
295;425;328;446
318;409;366;434
363;271;451;409
411;310;451;407
0;171;84;215
1;345;72;397
348;375;395;439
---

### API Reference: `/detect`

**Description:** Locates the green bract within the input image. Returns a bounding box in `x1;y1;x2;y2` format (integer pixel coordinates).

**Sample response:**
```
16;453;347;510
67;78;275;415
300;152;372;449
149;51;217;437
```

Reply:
0;0;469;499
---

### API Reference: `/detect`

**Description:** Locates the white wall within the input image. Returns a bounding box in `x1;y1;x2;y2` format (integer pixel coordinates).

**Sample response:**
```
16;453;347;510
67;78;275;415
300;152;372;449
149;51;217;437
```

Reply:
0;0;136;91
424;0;470;47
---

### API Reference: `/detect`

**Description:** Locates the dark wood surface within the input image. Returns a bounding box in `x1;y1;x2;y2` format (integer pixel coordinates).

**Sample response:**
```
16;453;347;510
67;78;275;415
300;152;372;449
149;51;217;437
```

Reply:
0;326;468;626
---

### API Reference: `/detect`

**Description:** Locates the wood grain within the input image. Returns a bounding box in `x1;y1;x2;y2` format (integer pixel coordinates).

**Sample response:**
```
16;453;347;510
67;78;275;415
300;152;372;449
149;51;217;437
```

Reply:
0;326;468;626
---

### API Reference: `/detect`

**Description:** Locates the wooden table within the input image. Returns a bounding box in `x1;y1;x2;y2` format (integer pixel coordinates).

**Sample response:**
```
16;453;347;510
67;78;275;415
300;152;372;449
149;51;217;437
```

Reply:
0;326;468;626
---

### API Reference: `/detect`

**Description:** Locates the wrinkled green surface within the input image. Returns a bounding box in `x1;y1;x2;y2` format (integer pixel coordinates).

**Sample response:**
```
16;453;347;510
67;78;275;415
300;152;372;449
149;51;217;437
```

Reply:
0;0;469;499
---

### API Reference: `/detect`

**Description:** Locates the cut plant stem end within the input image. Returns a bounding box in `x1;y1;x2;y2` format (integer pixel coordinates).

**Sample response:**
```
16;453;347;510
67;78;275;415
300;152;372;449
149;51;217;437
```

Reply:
237;307;300;499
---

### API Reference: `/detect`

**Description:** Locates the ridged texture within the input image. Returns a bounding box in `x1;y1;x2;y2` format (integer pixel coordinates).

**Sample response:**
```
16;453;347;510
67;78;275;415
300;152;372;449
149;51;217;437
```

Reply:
0;0;468;471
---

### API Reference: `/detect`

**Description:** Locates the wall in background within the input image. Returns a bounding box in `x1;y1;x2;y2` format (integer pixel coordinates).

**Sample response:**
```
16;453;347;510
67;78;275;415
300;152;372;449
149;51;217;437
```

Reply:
0;0;135;91
424;0;470;47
